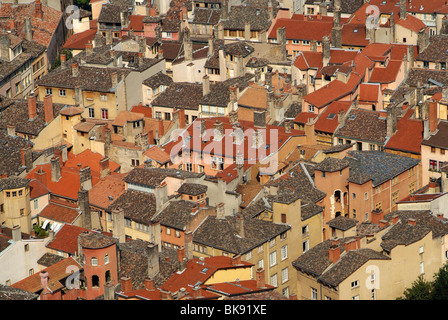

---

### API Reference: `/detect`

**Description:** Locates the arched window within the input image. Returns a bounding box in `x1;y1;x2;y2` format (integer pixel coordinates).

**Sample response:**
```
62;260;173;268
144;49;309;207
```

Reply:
105;270;111;283
104;254;109;265
92;275;100;287
91;257;98;266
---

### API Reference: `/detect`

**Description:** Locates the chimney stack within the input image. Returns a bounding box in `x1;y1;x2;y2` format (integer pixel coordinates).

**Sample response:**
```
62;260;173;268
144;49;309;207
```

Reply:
12;225;22;242
428;99;438;134
35;0;43;20
28;94;38;120
235;213;245;238
43;94;54;124
50;156;61;182
111;72;118;88
254;110;266;128
183;27;193;61
147;244;160;279
329;244;340;264
112;208;126;243
144;278;154;290
120;277;133;292
256;268;265;288
400;0;407;19
407;218;417;226
60;53;66;69
86;41;93;55
202;75;210;96
24;17;33;41
71;62;79;77
79;166;92;191
99;157;110;179
78;188;92;230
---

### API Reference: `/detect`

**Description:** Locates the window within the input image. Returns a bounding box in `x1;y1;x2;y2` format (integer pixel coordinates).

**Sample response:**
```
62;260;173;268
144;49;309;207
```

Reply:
351;280;359;288
29;269;34;276
166;227;171;235
59;89;66;96
270;251;277;266
125;218;132;227
6;192;10;197
302;225;309;236
409;182;415;195
33;199;39;210
105;270;111;283
91;257;98;266
303;239;309;252
101;109;109;120
258;259;264;269
211;156;224;170
24;244;29;252
131;159;140;167
46;88;52;95
92;275;100;287
281;267;289;283
89;108;95;118
431;147;436;153
281;213;286;223
375;202;382;211
420;262;424;274
186;163;192;172
164;112;171;120
282;287;290;298
281;245;288;260
100;94;107;101
155;111;162;119
419;246;424;254
308;105;315;113
392;191;399;206
311;287;318;300
105;254;110;264
270;274;278;287
352;295;360;300
175;230;181;238
371;289;376;300
352;193;356;199
20;208;24;216
364;192;368;200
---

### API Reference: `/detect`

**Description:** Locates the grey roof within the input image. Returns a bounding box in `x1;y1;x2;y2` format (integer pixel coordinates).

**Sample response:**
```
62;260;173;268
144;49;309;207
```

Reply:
193;214;290;254
327;215;358;231
152;199;200;230
124;167;204;188
0;177;30;191
345;151;420;187
315;157;350;173
142;72;173;89
177;183;208;196
0;284;39;300
222;6;273;31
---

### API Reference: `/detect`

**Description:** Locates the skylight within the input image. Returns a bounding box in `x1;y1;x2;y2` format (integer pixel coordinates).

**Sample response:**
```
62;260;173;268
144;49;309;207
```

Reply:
327;113;336;120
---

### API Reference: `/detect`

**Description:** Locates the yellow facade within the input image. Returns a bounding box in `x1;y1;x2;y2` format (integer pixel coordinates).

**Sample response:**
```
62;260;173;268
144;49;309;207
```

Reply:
0;186;32;234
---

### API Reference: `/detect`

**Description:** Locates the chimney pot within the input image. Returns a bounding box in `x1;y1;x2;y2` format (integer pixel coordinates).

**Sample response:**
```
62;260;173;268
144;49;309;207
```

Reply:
43;94;54;124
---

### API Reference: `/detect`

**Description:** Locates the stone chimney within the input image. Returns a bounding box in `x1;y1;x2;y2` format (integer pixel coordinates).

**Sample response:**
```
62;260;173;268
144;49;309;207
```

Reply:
71;62;79;77
400;0;407;19
208;36;214;56
104;128;111;158
229;111;238;125
155;181;168;211
40;271;49;291
235;213;245;238
245;22;251;41
202;75;210;96
138;51;144;66
12;225;21;242
78;188;92;230
331;0;342;48
147;243;160;278
173;108;186;129
0;36;11;62
111;72;118;88
79;166;92;191
213;120;224;141
177;246;186;263
24;17;33;41
218;47;226;80
254;110;266;128
99;157;110;179
112;207;126;243
276;27;287;61
386;105;397;137
120;10;129;27
60;53;67;69
221;0;229;20
86;41;93;55
104;282;115;300
50;156;61;182
183;27;193;61
216;202;225;219
21;147;33;173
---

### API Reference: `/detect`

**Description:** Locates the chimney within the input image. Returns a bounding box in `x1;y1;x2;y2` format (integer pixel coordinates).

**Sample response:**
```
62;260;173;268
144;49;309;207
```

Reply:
21;147;33;173
104;128;111;158
221;0;228;20
218;47;226;80
256;268;265;288
79;166;92;191
157;48;164;59
78;188;92;230
43;94;54;124
40;271;49;290
120;277;132;292
35;0;43;20
144;278;154;290
99;157;110;179
24;17;33;41
50;156;61;182
0;36;11;62
254;110;266;128
86;41;93;55
177;246;186;262
344;238;358;252
229;111;238;125
429;100;438;134
35;168;47;186
60;53;66;69
120;10;129;27
231;254;242;266
386;105;397;137
183;27;193;61
12;225;21;242
245;22;251;41
407;218;417;226
160;289;172;300
155;181;168;211
277;27;287;61
104;282;115;300
111;72;118;88
213;121;224;141
208;37;214;56
112;208;126;243
235;213;245;238
138;51;144;66
202;75;210;96
28;94;38;120
407;45;414;68
322;36;331;66
285;120;293;133
329;245;340;263
379;219;388;228
7;125;15;136
216;203;225;219
305;118;316;145
371;209;384;225
71;62;79;77
147;243;160;279
392;214;399;224
400;0;407;19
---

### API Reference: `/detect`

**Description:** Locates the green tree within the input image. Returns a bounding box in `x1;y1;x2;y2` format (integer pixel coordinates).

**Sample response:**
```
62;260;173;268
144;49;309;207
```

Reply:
431;262;448;300
397;276;433;300
50;49;73;71
74;0;91;10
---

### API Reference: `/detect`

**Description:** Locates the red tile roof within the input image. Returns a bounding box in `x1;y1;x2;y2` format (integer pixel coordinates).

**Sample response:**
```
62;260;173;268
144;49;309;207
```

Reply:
205;279;275;296
293;112;318;124
64;149;120;173
314;101;351;134
0;1;63;47
88;172;126;210
396;15;426;32
63;28;98;50
160;256;253;295
131;104;153;118
268;17;333;41
29;179;51;200
359;83;380;102
46;224;90;255
122;15;146;32
385;108;423;154
293;51;323;71
11;257;82;293
369;60;403;83
39;199;80;224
